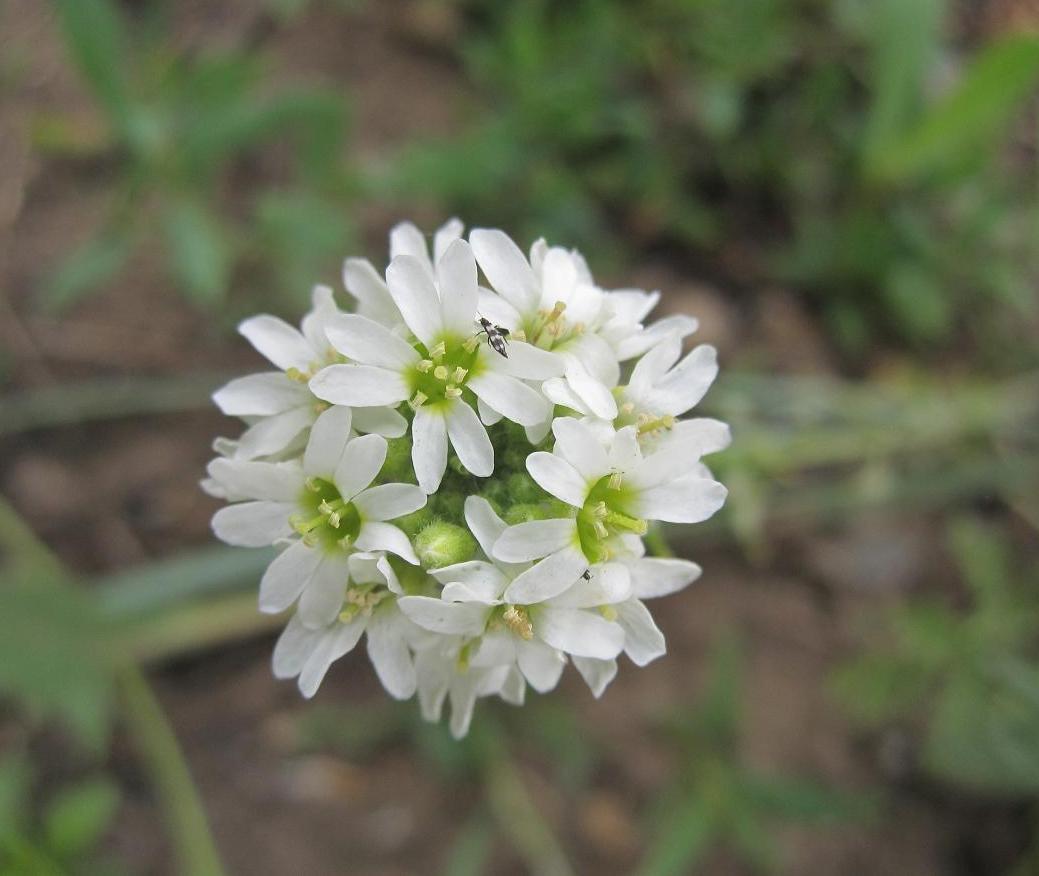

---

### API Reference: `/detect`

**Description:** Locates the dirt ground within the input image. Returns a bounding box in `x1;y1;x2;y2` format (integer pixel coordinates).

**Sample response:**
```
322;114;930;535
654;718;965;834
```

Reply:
0;2;1029;874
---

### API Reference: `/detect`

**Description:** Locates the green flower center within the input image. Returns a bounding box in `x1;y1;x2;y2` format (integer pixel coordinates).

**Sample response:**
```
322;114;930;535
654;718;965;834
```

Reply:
406;334;484;410
520;300;586;350
576;473;647;563
290;477;362;551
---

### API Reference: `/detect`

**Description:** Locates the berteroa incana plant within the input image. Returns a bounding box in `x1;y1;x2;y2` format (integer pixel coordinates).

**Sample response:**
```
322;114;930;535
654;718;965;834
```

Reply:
203;220;729;737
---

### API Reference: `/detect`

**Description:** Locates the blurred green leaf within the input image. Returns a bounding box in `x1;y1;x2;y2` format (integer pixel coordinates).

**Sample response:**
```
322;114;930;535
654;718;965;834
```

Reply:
41;230;135;312
160;200;232;307
43;779;119;862
0;757;31;841
0;576;117;752
637;795;713;876
871;34;1039;182
439;816;493;876
861;0;943;164
882;260;953;343
52;0;131;130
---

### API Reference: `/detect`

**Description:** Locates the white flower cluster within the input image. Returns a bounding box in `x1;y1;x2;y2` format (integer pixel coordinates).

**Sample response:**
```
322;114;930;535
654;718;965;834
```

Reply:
204;220;729;738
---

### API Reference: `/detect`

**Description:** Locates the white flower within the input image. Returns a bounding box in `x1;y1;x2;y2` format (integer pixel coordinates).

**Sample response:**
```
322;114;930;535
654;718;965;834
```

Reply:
205;218;731;739
494;418;727;573
209;405;426;625
469;229;698;421
399;497;629;694
272;552;423;699
212;285;406;460
309;238;561;493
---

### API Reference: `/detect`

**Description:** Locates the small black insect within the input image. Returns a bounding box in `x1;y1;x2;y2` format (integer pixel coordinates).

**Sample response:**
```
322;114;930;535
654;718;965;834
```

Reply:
581;569;592;581
476;316;510;358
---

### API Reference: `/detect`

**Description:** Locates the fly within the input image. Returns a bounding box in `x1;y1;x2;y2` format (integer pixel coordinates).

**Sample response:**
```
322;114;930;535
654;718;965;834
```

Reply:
476;316;510;358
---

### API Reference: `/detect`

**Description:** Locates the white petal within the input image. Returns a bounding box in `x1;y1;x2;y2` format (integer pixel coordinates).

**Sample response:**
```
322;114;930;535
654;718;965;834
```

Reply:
617;600;666;666
440;569;510;604
477;396;503;425
499;666;527;705
297;553;351;627
657;418;732;458
549;562;631;608
434;217;465;262
239;315;315;371
436;239;479;338
635;477;728;523
572;656;617;698
303;405;353;477
628;557;702;599
390;221;431;267
207;458;303;502
309;364;409;407
446;400;493;477
565;356;617;419
498;342;564;380
301;284;340;353
608;426;642;473
652;345;718;415
468;372;549;426
464;495;508;558
342;258;401;327
272;615;320;679
259;540;322;614
628;334;682;396
542;378;592;415
367;609;417;699
416;659;450;722
397;596;489;635
448;682;478;739
493;518;577;563
213;373;304;416
469;228;539;313
212;501;293;547
352;483;427;521
411;406;448;494
615;314;699;360
541;247;579;301
476;288;522;331
351;405;408;438
298;618;367;697
354;521;418;564
235;406;312;459
386;255;443;346
330;433;387;499
524;416;553;445
551;417;609;480
516;639;566;693
324;313;419;369
504;545;587;604
536;607;625;659
525;452;588;508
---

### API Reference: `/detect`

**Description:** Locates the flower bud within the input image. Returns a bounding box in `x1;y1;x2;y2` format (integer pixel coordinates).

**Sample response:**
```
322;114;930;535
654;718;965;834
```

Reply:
415;520;476;568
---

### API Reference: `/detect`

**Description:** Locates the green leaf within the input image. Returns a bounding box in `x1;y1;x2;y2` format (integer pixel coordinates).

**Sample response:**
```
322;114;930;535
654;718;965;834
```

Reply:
160;201;232;307
0;574;117;752
882;260;952;343
741;775;874;823
41;230;135;312
52;0;132;130
861;0;944;164
829;654;930;725
43;779;119;861
0;757;32;840
636;795;714;876
439;816;492;876
870;34;1039;183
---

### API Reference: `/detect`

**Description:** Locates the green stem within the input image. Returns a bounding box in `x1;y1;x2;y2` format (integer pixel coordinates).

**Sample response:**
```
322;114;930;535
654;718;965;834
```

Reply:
118;667;226;876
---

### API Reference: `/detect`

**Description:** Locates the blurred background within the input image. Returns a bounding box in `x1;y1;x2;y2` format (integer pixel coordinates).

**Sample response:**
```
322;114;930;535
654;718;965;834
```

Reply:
1;0;1038;873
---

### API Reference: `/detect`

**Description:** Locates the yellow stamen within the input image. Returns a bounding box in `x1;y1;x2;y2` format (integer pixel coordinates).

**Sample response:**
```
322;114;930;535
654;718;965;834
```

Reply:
503;605;534;640
416;359;434;373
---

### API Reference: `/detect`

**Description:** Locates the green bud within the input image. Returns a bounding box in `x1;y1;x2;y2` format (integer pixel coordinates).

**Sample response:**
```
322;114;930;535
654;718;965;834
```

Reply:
396;507;433;538
415;520;476;569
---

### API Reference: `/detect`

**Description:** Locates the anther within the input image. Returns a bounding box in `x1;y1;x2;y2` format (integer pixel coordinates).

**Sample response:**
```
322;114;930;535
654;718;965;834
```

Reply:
444;385;462;399
327;511;342;529
608;471;624;490
593;520;608;539
430;341;447;360
409;391;428;409
462;335;480;353
452;366;468;383
416;359;434;373
286;367;309;383
599;605;618;622
305;477;323;492
502;605;534;640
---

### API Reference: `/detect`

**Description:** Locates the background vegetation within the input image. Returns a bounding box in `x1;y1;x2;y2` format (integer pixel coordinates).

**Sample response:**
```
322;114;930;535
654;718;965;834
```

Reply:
1;0;1037;873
